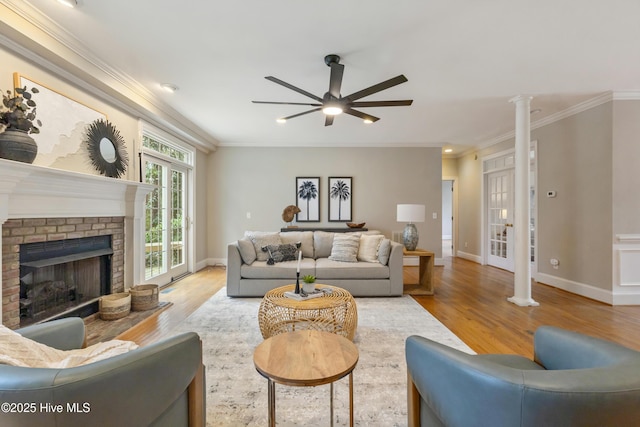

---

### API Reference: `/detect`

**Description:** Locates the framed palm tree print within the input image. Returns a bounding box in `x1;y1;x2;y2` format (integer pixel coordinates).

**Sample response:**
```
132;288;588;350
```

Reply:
329;177;352;222
296;177;320;222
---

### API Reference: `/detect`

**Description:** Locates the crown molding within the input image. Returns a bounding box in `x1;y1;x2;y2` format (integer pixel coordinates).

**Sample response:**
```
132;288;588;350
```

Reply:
1;0;217;152
612;91;640;100
470;92;615;156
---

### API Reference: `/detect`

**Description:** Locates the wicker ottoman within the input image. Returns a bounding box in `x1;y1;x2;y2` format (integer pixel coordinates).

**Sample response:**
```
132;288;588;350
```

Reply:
258;284;358;341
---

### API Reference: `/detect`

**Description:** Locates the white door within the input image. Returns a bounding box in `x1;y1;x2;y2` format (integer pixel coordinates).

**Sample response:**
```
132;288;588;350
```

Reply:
144;158;189;284
487;170;514;271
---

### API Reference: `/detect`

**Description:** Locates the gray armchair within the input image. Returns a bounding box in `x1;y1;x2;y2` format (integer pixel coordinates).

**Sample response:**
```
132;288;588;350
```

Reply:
0;317;205;427
406;326;640;427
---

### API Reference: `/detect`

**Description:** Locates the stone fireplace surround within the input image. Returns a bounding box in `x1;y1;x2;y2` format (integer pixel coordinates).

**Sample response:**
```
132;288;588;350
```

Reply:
0;159;153;329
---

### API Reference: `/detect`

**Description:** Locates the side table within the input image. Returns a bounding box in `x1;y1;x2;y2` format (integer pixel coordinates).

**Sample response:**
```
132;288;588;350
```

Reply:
403;248;435;295
254;330;359;427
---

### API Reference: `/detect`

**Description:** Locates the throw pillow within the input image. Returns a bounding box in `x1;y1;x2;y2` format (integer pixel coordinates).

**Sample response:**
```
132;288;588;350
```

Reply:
358;234;384;263
328;234;360;263
313;231;335;258
262;243;300;265
245;231;282;262
237;237;257;264
378;238;392;265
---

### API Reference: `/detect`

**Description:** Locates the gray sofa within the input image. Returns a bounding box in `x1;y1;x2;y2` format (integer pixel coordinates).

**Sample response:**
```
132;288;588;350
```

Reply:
406;326;640;427
227;230;404;297
0;318;205;427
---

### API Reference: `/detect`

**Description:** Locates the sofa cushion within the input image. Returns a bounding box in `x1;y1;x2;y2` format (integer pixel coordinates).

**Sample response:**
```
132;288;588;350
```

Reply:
245;231;282;262
237;237;257;264
378;238;392;265
316;258;390;279
280;231;314;258
328;234;360;262
240;259;316;279
263;243;299;264
358;234;384;263
314;231;335;258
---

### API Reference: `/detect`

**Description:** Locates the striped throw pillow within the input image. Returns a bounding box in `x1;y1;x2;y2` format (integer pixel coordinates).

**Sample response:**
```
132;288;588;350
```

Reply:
328;234;360;262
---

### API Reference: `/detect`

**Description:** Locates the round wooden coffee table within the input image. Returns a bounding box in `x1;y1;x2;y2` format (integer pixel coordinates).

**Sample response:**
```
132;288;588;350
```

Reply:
258;284;358;340
253;330;359;427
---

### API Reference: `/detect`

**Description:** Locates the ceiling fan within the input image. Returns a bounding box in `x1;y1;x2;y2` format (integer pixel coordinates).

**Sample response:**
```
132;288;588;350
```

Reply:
252;54;413;126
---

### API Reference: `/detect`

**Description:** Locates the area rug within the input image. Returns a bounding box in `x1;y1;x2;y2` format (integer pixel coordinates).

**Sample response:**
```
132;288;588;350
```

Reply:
169;289;474;427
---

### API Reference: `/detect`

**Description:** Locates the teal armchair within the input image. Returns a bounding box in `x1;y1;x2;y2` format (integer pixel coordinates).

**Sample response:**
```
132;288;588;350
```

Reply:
0;317;205;427
406;326;640;427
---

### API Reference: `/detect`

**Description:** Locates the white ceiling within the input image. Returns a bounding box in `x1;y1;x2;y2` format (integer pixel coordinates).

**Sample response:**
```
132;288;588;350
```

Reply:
14;0;640;154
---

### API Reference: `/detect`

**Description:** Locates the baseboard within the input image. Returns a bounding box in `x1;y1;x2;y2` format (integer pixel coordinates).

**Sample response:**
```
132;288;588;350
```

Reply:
199;258;226;270
535;272;613;305
456;251;482;264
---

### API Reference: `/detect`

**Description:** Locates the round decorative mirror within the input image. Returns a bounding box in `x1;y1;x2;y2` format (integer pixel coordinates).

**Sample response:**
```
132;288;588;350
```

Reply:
99;137;117;163
85;119;128;178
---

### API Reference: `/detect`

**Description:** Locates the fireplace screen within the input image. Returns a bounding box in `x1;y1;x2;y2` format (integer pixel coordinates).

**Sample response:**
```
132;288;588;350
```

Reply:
19;236;113;327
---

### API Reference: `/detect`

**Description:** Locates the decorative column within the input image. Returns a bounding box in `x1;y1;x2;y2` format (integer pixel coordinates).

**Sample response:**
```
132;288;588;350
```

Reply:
508;95;539;307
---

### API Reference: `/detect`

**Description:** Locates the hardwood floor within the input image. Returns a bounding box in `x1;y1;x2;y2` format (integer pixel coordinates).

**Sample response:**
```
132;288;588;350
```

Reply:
119;259;640;357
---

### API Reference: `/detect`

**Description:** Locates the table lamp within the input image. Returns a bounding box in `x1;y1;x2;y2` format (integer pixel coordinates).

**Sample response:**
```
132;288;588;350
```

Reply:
397;204;425;251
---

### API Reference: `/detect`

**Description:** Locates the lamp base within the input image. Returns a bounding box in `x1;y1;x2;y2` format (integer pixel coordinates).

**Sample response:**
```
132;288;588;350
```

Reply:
403;223;419;251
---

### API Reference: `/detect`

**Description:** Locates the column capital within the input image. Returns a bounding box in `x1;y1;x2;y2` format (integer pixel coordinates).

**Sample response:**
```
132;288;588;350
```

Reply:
508;95;533;105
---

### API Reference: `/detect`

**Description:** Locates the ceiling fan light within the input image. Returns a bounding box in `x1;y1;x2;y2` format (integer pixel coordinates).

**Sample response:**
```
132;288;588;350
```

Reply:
276;118;287;124
363;118;373;124
322;106;343;116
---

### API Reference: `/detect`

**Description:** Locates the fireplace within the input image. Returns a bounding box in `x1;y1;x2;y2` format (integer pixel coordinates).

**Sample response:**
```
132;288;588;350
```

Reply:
19;235;113;327
0;159;152;329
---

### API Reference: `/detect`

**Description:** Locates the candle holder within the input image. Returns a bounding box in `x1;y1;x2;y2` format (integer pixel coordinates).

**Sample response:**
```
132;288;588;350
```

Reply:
295;271;300;294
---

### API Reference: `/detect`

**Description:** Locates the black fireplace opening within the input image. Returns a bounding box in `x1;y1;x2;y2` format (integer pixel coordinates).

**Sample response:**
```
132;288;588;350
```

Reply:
19;235;113;327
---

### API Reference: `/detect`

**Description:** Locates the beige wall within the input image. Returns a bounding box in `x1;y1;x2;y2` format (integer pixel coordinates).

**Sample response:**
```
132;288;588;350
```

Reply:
208;147;443;260
455;102;615;291
534;102;613;289
612;100;640;235
1;43;211;279
0;45;139;179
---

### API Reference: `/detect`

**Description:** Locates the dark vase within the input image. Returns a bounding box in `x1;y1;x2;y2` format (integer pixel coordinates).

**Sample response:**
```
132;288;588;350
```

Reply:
0;129;38;164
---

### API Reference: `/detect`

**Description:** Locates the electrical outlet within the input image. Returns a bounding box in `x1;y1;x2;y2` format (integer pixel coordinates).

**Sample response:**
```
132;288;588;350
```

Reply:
432;212;437;219
246;212;251;219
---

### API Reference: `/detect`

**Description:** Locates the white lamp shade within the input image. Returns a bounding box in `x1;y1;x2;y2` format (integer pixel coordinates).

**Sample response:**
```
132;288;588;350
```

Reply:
397;204;425;223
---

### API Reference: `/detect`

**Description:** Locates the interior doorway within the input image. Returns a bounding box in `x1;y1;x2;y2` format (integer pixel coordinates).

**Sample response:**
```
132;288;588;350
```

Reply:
442;179;454;258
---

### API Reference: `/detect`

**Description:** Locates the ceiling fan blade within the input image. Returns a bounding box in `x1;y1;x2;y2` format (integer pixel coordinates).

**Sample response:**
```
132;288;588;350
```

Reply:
325;115;335;127
280;108;322;121
344;75;408;101
265;76;323;102
252;101;322;106
350;100;413;108
344;108;380;123
328;63;344;98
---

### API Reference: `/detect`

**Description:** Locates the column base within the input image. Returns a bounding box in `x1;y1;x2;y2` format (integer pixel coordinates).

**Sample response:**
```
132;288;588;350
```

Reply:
507;296;540;307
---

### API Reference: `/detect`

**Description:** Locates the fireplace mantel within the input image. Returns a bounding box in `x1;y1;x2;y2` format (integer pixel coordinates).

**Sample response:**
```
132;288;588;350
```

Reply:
0;158;154;325
0;158;153;220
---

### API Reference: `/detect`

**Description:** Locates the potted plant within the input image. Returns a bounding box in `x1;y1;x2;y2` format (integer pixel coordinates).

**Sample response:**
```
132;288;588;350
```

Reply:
302;274;316;293
0;86;42;163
